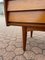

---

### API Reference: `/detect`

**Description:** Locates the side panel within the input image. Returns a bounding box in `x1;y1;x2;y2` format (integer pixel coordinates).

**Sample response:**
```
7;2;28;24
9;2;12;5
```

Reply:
4;0;8;26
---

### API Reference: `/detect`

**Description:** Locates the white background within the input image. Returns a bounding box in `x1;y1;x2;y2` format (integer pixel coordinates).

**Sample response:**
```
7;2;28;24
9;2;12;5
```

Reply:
0;0;3;2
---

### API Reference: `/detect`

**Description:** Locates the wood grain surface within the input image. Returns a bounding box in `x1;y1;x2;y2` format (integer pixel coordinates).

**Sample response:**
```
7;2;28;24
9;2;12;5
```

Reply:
8;11;45;23
7;0;45;11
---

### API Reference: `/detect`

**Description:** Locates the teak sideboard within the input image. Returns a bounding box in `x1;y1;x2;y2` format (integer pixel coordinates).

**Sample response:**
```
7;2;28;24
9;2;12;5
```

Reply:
4;0;45;51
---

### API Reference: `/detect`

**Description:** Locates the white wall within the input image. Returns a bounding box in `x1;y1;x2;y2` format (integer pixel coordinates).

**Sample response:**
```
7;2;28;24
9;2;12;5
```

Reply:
0;2;4;15
0;0;3;2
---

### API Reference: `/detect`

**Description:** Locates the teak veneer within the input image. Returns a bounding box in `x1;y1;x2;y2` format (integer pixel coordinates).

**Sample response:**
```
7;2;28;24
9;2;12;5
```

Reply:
4;0;45;51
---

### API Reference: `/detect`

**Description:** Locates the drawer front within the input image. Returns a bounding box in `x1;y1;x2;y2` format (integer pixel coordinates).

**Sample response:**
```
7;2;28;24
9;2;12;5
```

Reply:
8;0;45;11
8;11;45;23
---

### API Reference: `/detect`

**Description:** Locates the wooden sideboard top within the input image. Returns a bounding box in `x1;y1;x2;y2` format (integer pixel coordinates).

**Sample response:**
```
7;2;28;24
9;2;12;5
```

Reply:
7;0;45;11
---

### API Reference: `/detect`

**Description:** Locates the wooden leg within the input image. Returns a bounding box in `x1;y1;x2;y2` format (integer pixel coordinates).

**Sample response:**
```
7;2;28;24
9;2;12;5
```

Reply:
31;31;33;37
22;26;27;51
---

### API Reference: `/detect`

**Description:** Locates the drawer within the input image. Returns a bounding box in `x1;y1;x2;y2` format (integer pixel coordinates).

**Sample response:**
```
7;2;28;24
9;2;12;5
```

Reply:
8;11;45;23
7;0;45;11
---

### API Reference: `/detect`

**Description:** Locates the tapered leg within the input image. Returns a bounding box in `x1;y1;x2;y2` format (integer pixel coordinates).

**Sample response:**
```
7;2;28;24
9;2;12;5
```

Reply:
22;26;27;51
31;31;33;37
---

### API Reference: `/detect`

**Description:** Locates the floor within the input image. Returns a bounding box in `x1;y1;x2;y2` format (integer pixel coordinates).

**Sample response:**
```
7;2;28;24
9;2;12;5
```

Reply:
0;15;45;60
